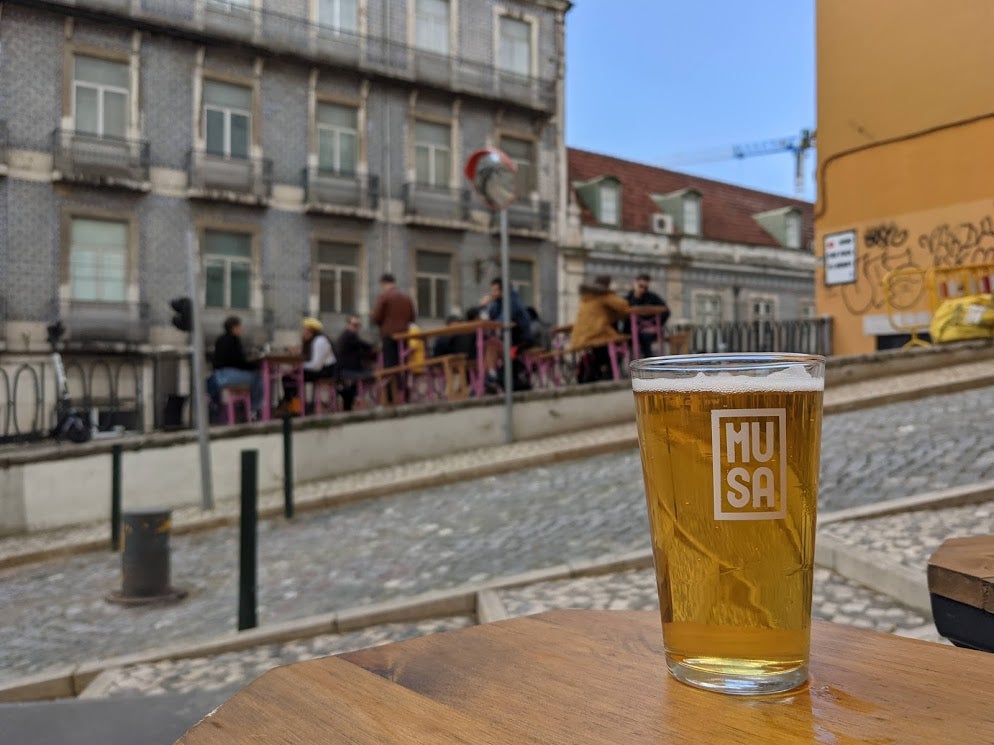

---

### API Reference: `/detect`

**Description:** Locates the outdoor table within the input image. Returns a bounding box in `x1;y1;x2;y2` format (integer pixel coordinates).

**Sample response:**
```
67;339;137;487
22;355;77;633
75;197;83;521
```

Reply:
393;320;505;398
257;353;305;422
628;303;668;359
177;609;994;743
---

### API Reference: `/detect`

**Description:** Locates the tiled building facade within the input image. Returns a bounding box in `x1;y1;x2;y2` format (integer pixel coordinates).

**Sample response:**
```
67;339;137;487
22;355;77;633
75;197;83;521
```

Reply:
0;0;568;351
561;148;817;329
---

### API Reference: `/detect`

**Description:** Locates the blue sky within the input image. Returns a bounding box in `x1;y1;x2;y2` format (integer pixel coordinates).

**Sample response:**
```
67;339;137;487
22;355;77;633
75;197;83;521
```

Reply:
565;1;816;201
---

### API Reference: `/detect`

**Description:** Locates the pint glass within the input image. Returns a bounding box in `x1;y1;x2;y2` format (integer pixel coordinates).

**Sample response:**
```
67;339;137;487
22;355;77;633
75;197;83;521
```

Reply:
631;353;825;695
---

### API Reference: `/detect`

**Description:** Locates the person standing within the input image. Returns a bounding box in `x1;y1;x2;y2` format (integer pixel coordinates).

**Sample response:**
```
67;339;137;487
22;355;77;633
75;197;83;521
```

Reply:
371;273;416;369
623;273;669;357
210;316;262;418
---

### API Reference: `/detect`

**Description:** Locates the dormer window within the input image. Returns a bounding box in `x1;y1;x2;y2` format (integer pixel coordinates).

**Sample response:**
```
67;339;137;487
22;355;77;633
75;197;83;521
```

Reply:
785;210;802;249
600;182;620;226
682;192;701;236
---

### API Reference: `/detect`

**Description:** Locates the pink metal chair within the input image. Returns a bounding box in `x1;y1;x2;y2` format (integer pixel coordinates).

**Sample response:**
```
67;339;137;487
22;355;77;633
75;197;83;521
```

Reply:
222;385;253;424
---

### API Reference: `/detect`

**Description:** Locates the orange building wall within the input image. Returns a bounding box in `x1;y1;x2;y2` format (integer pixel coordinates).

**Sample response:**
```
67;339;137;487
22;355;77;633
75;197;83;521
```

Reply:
815;0;994;354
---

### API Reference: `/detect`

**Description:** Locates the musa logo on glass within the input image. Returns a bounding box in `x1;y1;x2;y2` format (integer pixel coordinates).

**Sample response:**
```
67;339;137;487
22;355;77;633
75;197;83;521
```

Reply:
711;408;787;520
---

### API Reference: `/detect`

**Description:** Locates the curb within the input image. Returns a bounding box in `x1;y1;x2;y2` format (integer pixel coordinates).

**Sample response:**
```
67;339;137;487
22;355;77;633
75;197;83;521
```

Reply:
819;481;994;525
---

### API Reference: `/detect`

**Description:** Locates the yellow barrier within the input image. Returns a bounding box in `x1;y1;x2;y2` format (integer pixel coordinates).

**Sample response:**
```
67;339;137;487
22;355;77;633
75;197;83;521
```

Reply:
883;263;994;348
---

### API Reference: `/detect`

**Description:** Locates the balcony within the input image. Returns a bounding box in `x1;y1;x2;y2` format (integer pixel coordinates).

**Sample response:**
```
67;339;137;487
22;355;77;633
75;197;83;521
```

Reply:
186;150;272;205
499;200;553;237
63;301;151;345
402;183;471;228
203;0;257;37
303;168;379;218
52;130;150;190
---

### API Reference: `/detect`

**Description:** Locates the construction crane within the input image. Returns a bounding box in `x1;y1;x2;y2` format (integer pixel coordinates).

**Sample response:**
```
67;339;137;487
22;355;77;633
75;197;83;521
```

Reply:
665;129;816;197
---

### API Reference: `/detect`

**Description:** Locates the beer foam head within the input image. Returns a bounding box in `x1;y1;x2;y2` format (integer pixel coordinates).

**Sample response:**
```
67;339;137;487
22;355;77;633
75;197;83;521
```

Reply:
631;367;824;393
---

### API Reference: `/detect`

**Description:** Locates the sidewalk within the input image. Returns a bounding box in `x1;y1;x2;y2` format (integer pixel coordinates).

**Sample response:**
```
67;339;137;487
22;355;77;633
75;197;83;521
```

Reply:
2;357;993;569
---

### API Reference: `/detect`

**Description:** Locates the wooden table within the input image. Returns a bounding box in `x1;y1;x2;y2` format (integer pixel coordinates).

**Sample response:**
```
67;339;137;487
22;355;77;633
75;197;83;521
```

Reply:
257;353;304;422
928;535;994;651
393;320;504;398
176;610;994;743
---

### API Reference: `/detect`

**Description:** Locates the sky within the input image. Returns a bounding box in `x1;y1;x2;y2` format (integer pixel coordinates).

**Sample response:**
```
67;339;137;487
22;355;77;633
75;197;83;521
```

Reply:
565;1;816;201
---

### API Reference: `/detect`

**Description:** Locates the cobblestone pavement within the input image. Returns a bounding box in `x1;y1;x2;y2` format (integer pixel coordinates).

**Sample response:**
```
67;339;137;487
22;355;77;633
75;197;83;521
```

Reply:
821;499;994;571
96;617;472;699
3;386;991;682
88;568;932;699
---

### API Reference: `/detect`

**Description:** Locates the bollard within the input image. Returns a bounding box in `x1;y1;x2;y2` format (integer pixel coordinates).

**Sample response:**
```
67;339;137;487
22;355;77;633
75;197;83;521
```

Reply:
110;444;122;551
107;509;187;605
282;415;294;519
239;449;258;631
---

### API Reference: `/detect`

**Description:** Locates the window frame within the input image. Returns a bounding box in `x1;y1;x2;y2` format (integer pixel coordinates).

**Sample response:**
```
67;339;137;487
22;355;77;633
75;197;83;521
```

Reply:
196;222;261;312
498;14;533;77
682;193;702;236
72;55;130;139
498;133;536;196
509;257;537;309
314;239;362;315
207;0;252;10
785;210;803;249
201;75;255;159
315;0;359;34
692;291;723;326
749;294;778;322
414;248;455;319
59;207;138;307
413;118;452;188
315;100;359;175
414;0;452;55
599;182;620;226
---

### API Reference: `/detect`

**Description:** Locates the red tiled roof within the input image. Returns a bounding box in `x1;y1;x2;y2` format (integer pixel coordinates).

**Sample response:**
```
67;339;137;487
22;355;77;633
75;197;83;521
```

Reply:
568;147;814;248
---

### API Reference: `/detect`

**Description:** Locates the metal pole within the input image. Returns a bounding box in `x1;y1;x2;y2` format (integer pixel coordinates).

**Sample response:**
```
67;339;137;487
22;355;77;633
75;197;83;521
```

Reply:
238;449;258;631
499;209;513;444
282;415;294;519
185;230;214;511
110;444;122;551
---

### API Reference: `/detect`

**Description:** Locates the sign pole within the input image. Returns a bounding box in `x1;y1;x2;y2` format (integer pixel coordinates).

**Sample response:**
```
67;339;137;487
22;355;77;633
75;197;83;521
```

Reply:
499;208;513;444
186;230;214;511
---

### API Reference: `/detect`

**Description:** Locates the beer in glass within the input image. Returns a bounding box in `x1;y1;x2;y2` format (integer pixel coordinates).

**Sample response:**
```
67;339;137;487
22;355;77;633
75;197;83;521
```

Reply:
631;353;824;695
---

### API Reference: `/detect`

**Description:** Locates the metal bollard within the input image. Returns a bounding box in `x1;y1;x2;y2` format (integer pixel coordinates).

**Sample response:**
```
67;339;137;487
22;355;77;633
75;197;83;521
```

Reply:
239;450;258;631
107;509;187;605
110;444;122;552
282;415;294;519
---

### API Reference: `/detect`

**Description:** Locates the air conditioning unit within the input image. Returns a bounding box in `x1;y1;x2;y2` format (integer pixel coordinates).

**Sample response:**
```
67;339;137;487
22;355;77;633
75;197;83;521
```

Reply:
651;213;674;235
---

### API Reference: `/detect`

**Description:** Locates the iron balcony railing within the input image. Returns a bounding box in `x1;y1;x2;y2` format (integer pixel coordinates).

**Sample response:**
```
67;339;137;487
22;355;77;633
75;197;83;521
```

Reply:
499;200;552;233
671;317;833;357
402;182;471;224
64;300;151;345
186;149;273;202
41;0;557;114
303;168;379;213
52;129;150;185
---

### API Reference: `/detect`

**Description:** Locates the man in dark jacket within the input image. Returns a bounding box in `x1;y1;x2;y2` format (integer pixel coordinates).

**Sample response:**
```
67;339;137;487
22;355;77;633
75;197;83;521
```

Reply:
371;273;416;369
210;316;262;417
335;315;376;411
623;273;669;357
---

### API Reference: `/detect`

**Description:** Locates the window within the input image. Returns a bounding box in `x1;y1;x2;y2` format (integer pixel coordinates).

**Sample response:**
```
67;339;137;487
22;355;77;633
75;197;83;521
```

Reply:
500;135;535;195
683;194;701;235
415;0;449;54
510;259;534;308
800;300;816;319
317;103;358;175
204;230;252;309
414;120;451;187
599;183;619;225
73;56;129;139
750;296;777;322
415;250;452;318
317;0;357;33
694;293;722;326
204;79;252;159
785;211;802;249
69;218;128;302
208;0;251;10
316;241;360;313
499;16;531;77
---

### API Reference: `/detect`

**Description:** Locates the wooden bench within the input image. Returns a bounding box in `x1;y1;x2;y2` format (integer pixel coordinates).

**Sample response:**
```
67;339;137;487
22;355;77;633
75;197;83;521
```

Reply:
927;535;994;651
373;354;468;405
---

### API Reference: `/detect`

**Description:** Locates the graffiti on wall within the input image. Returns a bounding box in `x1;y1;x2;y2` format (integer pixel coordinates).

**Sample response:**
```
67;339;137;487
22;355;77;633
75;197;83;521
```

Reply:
919;214;994;268
838;223;924;315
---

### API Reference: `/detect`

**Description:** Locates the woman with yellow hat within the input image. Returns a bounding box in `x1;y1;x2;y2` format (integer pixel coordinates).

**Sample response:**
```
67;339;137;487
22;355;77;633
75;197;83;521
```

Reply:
280;317;337;414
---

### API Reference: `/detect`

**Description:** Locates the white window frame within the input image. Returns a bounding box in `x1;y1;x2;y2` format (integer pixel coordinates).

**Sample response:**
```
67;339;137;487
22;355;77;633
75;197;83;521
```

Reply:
599;183;620;226
207;0;251;10
509;258;535;309
693;291;723;326
73;56;130;139
414;120;451;188
498;14;532;77
203;82;252;159
749;295;778;322
69;217;129;303
800;299;817;319
683;194;701;236
204;233;253;310
415;250;453;319
316;103;359;175
500;134;535;195
415;0;451;55
316;0;358;33
785;211;802;249
316;243;360;314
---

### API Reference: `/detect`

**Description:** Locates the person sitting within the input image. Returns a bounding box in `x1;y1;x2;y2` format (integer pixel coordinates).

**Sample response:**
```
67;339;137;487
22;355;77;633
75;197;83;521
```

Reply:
335;315;376;411
478;278;534;391
210;316;262;419
431;314;464;358
622;273;670;357
569;276;631;383
281;317;336;414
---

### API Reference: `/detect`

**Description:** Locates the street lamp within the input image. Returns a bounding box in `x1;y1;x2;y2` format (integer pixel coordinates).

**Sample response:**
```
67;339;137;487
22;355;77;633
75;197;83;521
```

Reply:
465;148;517;444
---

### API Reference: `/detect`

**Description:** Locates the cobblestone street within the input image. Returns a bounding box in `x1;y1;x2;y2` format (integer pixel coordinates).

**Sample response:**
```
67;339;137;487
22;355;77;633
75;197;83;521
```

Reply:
2;386;992;684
